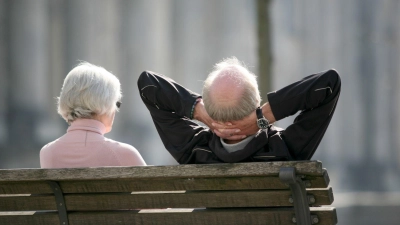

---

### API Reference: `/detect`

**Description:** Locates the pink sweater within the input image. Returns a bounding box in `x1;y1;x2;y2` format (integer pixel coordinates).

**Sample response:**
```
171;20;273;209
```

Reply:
40;119;146;168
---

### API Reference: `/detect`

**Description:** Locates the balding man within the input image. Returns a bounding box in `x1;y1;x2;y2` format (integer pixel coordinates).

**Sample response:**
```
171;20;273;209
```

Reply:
138;57;341;164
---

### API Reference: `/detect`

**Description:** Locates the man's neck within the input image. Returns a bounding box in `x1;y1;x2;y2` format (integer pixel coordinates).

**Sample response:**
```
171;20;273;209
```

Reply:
220;134;256;153
223;139;242;144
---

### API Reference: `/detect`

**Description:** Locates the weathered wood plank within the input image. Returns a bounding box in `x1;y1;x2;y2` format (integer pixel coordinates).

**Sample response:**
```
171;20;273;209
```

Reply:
59;177;290;193
0;211;59;225
0;207;337;225
310;207;338;224
0;174;329;194
0;194;56;211
0;161;323;182
310;187;334;206
0;188;334;211
67;188;333;209
306;169;330;188
0;181;53;194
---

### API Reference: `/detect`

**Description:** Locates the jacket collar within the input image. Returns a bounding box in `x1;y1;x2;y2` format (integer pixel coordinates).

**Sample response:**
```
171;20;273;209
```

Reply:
210;130;269;163
67;119;106;135
210;126;283;163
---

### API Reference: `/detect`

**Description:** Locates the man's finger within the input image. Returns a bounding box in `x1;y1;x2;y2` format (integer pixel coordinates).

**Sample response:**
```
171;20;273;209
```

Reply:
216;128;240;134
214;129;242;139
212;122;227;129
214;129;234;138
213;129;228;138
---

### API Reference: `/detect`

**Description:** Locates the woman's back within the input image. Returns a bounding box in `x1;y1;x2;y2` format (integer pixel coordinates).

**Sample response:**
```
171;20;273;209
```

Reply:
40;119;146;168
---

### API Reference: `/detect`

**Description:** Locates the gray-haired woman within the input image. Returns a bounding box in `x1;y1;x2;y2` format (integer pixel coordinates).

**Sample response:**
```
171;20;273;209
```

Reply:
40;62;146;168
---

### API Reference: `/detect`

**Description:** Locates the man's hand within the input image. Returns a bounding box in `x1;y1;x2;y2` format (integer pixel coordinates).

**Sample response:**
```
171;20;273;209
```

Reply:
213;102;277;140
212;113;258;139
193;99;245;140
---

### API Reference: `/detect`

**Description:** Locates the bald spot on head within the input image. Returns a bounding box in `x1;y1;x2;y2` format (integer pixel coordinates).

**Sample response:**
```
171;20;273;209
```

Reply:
208;73;245;109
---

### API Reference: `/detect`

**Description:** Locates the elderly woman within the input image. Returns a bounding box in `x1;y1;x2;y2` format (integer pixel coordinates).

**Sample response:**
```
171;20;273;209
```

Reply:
40;62;146;168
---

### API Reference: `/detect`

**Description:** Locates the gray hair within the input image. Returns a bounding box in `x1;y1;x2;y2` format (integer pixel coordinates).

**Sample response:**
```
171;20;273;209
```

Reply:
202;57;261;122
57;62;122;123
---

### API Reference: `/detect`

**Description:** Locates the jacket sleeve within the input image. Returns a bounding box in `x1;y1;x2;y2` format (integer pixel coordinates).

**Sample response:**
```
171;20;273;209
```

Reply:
137;71;211;164
267;69;341;160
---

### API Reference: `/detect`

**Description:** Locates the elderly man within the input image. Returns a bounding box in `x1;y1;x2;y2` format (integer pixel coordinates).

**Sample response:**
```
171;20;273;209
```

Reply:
138;57;341;164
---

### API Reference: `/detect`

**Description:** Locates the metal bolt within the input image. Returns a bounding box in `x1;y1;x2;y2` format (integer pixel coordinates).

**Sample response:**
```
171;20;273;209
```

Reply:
292;217;297;223
305;181;311;187
311;215;319;224
289;197;294;203
309;197;315;204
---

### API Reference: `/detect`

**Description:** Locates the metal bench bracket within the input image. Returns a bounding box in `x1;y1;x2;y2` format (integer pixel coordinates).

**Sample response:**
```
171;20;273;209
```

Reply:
280;167;317;225
48;181;69;225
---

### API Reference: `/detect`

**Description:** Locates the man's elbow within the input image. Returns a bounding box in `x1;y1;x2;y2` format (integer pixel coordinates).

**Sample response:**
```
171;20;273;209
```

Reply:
326;69;340;81
323;69;341;87
137;71;151;89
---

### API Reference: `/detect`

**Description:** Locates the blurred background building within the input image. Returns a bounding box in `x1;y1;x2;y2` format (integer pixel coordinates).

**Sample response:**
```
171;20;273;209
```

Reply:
0;0;399;224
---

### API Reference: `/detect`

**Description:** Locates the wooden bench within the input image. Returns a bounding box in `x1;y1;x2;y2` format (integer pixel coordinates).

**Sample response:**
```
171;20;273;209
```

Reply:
0;161;337;225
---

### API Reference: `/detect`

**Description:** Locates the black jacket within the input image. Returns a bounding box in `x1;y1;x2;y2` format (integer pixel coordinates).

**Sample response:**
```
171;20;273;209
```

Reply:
138;70;341;164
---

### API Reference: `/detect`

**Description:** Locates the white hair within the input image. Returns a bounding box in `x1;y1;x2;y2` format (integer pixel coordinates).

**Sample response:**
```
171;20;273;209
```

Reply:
202;57;261;122
57;62;122;123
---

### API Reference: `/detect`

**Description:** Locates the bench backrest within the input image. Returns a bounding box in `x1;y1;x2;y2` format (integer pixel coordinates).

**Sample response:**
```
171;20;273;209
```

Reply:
0;161;337;225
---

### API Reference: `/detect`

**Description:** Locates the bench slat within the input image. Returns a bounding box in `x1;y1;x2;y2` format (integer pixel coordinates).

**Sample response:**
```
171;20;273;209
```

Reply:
0;188;333;211
0;211;59;225
0;207;337;225
0;194;55;211
0;173;330;194
0;161;323;182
